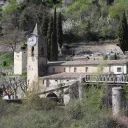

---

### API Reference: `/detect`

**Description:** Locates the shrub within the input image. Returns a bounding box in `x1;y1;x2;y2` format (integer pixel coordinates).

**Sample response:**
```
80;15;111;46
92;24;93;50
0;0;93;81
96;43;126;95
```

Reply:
67;100;84;120
23;95;57;110
0;99;8;117
0;104;71;128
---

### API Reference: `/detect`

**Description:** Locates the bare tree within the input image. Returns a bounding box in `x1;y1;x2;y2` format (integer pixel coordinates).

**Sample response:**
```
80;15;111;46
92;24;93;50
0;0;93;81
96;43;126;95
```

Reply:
0;28;26;52
19;77;28;94
1;76;27;99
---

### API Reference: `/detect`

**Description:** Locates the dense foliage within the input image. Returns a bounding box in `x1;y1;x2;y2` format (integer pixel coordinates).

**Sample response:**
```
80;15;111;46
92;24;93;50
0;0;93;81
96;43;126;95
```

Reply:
0;0;127;51
0;0;63;60
63;0;128;43
118;11;128;53
41;14;49;37
47;17;53;60
57;12;63;48
0;85;127;128
51;7;58;61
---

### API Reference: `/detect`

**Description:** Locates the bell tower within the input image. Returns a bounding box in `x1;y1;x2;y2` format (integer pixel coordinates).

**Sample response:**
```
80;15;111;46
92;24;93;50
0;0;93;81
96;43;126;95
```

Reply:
27;24;47;91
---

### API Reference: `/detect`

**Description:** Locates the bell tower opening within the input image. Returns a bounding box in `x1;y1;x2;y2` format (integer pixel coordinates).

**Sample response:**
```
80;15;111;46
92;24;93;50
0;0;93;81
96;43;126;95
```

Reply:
31;46;34;56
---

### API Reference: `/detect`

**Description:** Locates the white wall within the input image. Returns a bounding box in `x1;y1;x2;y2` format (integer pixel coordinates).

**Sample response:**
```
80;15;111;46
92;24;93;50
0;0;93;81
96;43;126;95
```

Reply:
110;65;127;74
48;64;128;75
48;65;110;74
14;50;27;75
14;52;23;75
42;79;76;91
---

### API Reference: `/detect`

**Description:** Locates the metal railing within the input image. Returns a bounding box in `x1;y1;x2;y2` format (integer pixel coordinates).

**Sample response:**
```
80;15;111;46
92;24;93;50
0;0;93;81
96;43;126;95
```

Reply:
82;74;128;84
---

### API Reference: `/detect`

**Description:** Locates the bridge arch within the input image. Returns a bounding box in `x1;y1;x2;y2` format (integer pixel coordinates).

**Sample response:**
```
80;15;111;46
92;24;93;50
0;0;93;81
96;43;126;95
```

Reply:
46;93;59;102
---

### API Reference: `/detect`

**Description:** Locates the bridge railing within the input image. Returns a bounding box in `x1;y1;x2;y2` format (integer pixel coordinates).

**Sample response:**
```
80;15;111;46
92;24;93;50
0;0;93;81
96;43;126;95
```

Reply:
82;74;128;83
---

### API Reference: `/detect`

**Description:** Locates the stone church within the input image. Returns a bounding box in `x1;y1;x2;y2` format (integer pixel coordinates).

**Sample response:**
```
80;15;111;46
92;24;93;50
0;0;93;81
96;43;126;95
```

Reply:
14;24;128;104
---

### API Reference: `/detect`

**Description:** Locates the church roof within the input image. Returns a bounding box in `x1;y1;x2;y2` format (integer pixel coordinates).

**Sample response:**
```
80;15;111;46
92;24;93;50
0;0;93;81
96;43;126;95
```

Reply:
47;59;128;66
29;23;41;37
32;23;38;36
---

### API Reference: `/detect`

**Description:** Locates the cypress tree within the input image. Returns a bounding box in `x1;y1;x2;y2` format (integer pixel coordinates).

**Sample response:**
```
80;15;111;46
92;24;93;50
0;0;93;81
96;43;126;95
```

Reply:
47;17;53;60
51;32;54;61
51;7;58;60
41;14;49;37
57;12;63;48
51;31;58;61
114;53;118;60
53;7;57;43
118;11;128;53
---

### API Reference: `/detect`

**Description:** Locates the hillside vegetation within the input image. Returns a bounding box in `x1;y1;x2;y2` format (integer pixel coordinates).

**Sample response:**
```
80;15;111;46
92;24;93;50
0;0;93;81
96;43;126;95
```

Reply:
0;0;128;46
63;0;128;44
0;86;126;128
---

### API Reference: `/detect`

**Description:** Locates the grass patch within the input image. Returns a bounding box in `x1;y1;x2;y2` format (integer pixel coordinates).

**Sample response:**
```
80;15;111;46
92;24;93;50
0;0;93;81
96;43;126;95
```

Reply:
0;52;13;69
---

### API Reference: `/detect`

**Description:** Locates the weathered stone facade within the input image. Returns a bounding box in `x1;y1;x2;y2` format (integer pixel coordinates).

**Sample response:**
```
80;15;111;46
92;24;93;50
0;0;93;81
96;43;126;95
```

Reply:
27;24;47;92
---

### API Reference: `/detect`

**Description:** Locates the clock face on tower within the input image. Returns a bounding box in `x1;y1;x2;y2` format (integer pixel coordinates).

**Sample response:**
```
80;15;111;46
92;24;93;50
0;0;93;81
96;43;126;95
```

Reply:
28;35;37;46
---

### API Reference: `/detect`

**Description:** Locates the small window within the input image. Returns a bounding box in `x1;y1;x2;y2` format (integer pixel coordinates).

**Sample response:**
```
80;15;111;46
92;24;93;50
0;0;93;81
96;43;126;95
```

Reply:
117;67;121;72
85;67;88;72
74;67;77;72
53;68;55;73
64;68;66;72
31;46;34;56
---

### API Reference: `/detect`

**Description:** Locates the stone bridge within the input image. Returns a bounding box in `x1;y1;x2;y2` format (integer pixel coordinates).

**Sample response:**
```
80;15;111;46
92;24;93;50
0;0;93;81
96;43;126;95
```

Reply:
39;74;128;104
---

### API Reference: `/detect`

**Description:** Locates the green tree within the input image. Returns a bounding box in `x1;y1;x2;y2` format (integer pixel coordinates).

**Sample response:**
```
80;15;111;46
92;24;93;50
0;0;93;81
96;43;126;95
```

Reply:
50;7;58;61
66;0;92;15
0;0;25;53
19;5;43;32
51;31;58;61
114;53;118;60
29;0;42;5
106;0;114;5
118;11;128;53
57;12;63;48
47;17;53;60
109;3;128;20
53;7;57;43
2;0;22;30
41;14;49;37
